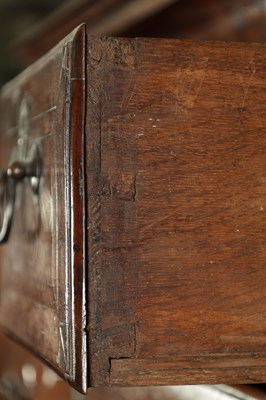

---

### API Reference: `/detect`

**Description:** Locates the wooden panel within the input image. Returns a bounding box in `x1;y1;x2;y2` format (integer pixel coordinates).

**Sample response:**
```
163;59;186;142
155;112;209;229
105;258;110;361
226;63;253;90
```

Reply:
86;37;266;386
0;25;86;392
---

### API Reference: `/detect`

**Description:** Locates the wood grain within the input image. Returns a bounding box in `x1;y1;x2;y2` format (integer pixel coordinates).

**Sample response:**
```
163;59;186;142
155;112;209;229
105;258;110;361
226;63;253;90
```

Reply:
0;25;87;393
86;37;266;386
3;30;266;389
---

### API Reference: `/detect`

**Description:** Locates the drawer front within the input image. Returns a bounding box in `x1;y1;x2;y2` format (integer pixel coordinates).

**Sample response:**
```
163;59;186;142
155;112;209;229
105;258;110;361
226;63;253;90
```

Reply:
0;26;86;392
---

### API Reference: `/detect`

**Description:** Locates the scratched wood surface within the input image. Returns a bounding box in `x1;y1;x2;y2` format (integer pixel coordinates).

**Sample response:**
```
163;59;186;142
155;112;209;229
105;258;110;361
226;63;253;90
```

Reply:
0;25;86;392
87;37;266;386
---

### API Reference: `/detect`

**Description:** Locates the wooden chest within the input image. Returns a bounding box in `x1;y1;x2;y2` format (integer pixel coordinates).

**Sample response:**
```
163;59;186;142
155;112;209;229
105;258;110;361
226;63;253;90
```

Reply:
1;24;266;393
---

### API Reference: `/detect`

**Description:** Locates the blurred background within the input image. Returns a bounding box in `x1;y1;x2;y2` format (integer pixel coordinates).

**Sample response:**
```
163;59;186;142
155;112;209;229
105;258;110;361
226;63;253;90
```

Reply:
1;0;266;87
0;0;64;87
1;0;266;398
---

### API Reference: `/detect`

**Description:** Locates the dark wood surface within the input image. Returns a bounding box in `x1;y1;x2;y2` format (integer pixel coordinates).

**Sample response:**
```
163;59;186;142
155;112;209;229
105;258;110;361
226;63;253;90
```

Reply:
2;27;266;390
86;36;266;386
0;25;87;393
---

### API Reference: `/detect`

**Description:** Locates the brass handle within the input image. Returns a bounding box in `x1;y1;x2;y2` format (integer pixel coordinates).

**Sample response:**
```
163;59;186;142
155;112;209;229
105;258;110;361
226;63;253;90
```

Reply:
0;143;41;244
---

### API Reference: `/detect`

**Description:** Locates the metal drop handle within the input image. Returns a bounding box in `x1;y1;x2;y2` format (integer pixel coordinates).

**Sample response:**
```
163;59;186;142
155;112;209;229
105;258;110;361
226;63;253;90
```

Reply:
0;169;15;243
0;96;41;244
0;143;41;243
